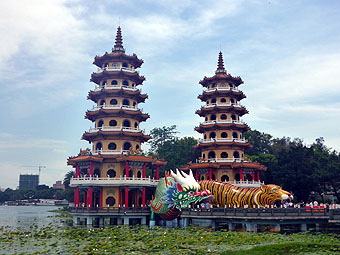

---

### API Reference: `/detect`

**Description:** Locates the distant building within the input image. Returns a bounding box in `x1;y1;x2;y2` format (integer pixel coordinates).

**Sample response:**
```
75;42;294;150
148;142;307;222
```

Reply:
53;181;65;190
19;174;39;190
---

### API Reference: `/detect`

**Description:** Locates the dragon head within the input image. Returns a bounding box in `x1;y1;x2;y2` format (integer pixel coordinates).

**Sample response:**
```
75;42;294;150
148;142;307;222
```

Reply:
162;169;214;210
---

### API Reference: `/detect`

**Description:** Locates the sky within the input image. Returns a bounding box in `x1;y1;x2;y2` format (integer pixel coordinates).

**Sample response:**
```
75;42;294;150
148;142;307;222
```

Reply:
0;0;340;189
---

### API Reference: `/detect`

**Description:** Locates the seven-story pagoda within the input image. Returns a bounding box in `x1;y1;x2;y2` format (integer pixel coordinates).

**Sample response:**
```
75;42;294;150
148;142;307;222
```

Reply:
184;52;266;185
68;27;166;215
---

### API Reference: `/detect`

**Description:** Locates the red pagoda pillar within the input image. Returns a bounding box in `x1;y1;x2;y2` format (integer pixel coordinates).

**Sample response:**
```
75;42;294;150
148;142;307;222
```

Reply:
142;187;146;208
74;187;79;207
252;170;255;182
240;168;243;182
118;188;122;207
89;162;93;177
83;190;87;207
209;168;212;180
156;165;159;180
88;186;93;208
125;186;129;209
75;165;80;178
125;161;129;177
142;163;146;178
257;170;260;182
99;187;103;209
195;170;198;181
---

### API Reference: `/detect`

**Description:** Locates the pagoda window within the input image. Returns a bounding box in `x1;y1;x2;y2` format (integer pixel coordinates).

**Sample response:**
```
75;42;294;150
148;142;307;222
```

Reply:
93;168;101;178
112;63;118;68
136;144;140;150
102;81;107;87
221;114;227;120
212;83;217;88
129;170;133;177
231;114;237;121
122;99;130;106
221;83;226;88
221;152;228;158
123;142;132;150
111;80;118;85
110;99;118;105
229;83;234;89
133;102;136;107
221;175;229;182
134;122;138;128
230;98;235;104
202;154;206;158
104;63;109;68
204;134;207;139
106;197;116;206
233;151;240;158
209;132;216;139
95;142;102;151
205;117;208;121
109;120;117;126
210;114;216;121
80;168;88;177
221;98;226;103
122;62;128;68
122;80;129;87
221;132;228;138
137;171;142;178
108;143;117;150
235;173;240;181
99;99;105;106
208;151;216;159
232;132;238;139
107;169;116;178
97;120;104;128
211;98;216;104
123;119;131;127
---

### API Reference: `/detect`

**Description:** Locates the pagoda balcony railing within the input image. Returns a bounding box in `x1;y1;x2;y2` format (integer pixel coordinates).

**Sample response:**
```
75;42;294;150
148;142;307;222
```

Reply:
92;149;130;155
87;126;145;134
199;120;246;125
205;87;240;92
203;102;244;109
93;85;140;92
89;104;141;112
225;180;264;187
70;176;159;187
198;138;248;144
199;157;250;163
97;66;139;74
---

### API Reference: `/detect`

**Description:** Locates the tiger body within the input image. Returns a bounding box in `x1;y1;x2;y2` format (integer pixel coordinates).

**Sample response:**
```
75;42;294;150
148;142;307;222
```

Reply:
199;180;292;208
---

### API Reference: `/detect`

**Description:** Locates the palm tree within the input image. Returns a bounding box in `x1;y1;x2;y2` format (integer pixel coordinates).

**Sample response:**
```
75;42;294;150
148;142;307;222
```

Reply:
63;170;75;189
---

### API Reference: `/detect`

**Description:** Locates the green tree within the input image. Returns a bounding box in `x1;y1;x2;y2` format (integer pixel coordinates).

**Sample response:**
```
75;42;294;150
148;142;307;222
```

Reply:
63;170;75;189
148;125;178;152
244;130;273;155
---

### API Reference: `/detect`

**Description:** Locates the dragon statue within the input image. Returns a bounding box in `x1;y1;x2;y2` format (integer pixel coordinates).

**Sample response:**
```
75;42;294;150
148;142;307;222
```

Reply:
200;180;293;208
150;170;214;225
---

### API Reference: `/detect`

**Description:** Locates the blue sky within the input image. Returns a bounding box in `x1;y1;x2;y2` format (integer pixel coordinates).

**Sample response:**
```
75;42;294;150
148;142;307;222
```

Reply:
1;0;340;189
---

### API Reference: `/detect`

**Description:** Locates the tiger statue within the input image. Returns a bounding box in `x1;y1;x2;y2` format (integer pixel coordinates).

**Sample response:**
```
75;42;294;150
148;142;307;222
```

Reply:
200;180;293;208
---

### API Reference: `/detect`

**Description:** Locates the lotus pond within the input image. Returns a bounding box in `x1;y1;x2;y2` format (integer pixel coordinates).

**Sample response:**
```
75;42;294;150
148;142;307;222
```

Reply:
1;222;340;255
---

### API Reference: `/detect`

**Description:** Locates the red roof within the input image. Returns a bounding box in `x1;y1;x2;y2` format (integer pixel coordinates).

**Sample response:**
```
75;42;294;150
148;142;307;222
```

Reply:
67;155;103;166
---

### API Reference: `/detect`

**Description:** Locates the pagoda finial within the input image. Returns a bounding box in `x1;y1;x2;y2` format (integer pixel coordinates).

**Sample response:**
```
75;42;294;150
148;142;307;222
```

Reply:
215;51;226;74
112;26;125;53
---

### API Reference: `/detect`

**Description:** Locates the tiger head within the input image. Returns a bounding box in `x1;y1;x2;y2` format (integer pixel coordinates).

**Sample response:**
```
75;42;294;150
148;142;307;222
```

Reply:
255;184;293;207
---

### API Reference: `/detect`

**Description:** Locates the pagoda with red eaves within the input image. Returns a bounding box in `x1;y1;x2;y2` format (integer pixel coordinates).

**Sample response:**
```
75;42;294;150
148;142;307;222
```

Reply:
67;27;166;225
183;52;266;186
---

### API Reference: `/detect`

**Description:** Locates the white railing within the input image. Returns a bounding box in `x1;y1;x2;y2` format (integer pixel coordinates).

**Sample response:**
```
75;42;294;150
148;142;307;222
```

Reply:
87;126;144;133
203;103;244;108
93;85;139;92
199;120;246;125
198;138;248;143
70;176;159;187
88;104;141;112
92;149;130;155
97;66;138;74
205;87;240;92
226;180;264;187
199;158;249;163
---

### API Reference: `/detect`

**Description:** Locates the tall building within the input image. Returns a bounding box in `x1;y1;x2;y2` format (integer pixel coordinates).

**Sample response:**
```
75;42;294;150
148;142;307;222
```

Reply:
19;174;39;190
183;52;266;184
68;27;166;219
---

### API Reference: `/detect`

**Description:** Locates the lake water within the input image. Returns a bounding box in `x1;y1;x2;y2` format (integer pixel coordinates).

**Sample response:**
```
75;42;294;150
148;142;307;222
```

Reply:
0;206;63;230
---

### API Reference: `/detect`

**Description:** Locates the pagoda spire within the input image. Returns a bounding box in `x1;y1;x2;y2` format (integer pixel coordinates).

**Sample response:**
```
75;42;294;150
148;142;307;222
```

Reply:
112;26;125;53
215;51;227;74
